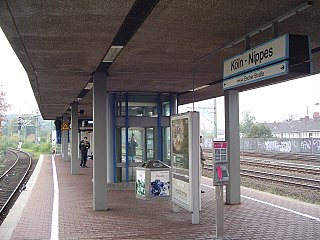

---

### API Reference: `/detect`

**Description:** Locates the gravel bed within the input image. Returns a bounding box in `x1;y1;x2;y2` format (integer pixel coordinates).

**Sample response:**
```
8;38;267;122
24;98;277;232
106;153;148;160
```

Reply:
241;164;320;181
240;175;320;205
0;151;17;176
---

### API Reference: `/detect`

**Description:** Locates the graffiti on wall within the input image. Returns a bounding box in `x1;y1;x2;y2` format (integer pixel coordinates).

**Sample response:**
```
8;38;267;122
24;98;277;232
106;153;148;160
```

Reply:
264;140;292;152
241;138;320;154
312;139;320;151
301;139;312;150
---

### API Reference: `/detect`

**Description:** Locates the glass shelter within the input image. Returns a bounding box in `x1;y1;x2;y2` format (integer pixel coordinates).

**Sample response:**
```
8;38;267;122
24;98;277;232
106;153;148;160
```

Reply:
113;93;175;182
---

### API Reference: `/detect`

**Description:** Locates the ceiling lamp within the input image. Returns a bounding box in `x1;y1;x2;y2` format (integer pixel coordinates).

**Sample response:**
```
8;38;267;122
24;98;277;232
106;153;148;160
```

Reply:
103;46;124;62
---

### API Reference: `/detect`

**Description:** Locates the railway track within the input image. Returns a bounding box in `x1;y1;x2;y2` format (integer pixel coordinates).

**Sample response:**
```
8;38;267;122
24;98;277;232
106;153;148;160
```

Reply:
240;151;320;162
0;149;32;216
241;169;320;190
202;150;320;190
240;159;320;174
203;162;320;190
203;148;320;162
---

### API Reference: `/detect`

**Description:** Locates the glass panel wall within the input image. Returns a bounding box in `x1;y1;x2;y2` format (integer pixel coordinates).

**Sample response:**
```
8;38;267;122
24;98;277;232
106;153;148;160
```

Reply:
128;128;144;162
162;102;170;116
146;128;154;160
117;101;158;117
113;93;172;183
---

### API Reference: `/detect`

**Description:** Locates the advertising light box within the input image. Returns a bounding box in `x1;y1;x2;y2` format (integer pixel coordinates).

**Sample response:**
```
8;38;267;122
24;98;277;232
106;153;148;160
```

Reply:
171;112;200;214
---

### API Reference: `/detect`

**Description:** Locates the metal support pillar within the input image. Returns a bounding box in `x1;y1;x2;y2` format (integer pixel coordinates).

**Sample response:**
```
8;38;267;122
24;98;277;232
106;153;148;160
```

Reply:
245;36;250;50
273;22;279;38
71;102;79;175
93;72;107;210
224;90;241;204
215;185;224;239
171;94;179;214
78;130;81;159
62;113;69;161
170;94;178;115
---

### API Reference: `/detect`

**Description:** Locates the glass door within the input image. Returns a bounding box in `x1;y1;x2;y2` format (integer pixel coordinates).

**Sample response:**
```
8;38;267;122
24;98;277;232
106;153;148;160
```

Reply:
146;128;154;160
115;127;156;182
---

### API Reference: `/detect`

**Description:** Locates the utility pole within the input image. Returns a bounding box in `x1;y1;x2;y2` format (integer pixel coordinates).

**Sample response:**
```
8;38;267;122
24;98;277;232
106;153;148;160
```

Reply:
17;116;22;141
214;98;217;139
35;110;39;144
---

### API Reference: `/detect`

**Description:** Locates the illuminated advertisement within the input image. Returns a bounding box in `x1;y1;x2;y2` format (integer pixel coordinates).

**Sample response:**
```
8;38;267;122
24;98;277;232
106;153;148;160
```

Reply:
136;169;145;196
172;116;189;171
150;171;170;197
171;113;191;210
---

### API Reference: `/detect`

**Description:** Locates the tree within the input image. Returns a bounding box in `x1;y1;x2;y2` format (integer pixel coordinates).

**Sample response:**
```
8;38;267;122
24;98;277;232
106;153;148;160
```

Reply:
0;91;10;135
240;111;273;138
246;123;273;138
240;111;256;137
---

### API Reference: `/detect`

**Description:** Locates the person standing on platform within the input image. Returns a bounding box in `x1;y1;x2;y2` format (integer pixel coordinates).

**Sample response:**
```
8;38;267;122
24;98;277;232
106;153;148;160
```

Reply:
79;136;90;167
128;134;138;162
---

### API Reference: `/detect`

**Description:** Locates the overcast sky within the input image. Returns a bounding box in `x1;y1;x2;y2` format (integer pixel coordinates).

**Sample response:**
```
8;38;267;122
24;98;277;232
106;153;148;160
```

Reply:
1;28;319;128
180;74;320;130
0;28;38;115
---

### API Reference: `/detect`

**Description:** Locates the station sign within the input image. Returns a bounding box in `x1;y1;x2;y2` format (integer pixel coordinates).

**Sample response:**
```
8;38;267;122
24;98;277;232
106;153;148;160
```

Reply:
79;126;93;131
223;61;288;90
223;34;288;79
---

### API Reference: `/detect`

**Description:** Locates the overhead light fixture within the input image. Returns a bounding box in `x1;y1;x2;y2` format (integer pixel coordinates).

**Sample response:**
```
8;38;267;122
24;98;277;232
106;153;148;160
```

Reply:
84;82;93;90
188;85;210;92
103;45;124;62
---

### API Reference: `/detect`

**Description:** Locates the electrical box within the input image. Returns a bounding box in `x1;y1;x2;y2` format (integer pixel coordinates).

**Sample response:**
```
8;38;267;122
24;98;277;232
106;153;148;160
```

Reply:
212;141;229;186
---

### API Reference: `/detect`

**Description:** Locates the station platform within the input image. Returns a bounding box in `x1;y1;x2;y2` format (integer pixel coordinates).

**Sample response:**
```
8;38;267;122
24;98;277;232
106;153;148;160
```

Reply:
0;154;319;240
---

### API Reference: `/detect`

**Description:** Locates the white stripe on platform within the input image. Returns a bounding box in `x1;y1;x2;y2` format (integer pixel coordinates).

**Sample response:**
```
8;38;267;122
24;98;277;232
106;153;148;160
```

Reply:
51;155;59;240
201;183;320;222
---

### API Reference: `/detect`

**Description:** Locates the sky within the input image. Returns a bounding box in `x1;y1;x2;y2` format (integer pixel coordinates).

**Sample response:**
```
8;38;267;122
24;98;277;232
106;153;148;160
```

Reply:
0;28;38;115
0;27;319;129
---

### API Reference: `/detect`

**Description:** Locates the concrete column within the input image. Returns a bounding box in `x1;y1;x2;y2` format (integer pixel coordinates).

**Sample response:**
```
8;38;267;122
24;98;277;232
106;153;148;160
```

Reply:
62;113;69;161
106;93;113;182
224;90;241;204
71;102;79;175
93;72;107;210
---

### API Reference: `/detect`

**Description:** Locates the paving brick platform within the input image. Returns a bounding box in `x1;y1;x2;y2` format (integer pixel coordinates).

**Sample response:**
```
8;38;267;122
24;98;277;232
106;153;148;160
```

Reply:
1;154;320;239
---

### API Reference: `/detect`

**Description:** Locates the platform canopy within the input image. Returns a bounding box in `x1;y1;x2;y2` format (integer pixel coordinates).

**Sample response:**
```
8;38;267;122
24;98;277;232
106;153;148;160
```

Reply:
0;0;319;120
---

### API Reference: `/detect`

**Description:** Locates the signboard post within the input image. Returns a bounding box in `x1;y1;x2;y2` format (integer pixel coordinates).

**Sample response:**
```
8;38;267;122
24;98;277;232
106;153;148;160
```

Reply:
213;141;229;239
171;112;200;224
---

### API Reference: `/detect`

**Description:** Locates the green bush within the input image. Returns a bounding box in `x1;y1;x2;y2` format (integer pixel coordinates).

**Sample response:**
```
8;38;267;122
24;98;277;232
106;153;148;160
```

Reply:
21;140;52;156
21;140;34;149
0;136;18;150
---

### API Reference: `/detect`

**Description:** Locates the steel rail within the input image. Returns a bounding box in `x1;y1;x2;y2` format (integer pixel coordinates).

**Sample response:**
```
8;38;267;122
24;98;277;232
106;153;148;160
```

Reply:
0;149;32;215
0;149;19;179
240;171;320;190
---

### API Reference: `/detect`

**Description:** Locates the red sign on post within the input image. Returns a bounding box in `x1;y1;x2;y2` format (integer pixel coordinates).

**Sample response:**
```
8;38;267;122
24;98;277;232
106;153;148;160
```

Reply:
213;142;228;149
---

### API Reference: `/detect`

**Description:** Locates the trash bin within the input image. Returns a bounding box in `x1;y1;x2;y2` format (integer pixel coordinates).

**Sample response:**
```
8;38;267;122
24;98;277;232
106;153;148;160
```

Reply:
135;160;171;200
